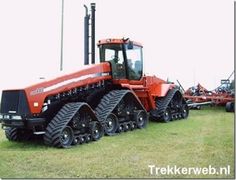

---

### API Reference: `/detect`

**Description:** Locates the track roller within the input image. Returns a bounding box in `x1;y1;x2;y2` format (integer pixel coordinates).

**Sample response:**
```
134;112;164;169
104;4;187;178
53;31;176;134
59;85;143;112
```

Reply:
118;124;125;133
124;122;131;131
130;121;137;130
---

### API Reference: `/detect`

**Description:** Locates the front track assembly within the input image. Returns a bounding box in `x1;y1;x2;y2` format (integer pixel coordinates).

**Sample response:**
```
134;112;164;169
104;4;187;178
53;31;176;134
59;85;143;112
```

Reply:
44;102;103;148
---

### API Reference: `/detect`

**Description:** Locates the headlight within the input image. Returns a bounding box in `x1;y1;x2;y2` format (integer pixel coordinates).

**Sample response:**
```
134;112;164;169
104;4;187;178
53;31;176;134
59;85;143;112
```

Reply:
11;115;22;120
0;114;3;119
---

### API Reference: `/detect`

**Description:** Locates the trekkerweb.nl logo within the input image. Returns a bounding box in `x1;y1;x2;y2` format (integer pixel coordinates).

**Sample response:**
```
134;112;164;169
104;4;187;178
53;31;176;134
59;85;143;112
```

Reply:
148;164;231;176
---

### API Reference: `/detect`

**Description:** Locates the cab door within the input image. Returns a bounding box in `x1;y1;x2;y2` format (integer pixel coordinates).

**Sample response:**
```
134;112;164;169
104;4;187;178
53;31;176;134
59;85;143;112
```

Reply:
125;44;143;81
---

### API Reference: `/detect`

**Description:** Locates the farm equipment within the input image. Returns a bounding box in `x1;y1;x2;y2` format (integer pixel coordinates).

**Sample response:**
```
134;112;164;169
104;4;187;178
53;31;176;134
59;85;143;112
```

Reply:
0;3;189;148
183;72;235;112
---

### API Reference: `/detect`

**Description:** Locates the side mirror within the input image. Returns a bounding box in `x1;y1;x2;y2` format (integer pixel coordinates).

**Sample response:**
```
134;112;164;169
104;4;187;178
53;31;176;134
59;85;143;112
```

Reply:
127;41;134;49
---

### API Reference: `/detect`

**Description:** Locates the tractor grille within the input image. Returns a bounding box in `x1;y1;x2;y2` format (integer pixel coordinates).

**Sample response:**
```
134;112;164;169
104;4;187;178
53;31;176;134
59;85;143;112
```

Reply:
0;90;30;115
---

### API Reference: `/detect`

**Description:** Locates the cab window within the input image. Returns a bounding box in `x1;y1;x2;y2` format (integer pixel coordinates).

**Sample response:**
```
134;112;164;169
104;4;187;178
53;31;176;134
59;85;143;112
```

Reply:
99;44;126;79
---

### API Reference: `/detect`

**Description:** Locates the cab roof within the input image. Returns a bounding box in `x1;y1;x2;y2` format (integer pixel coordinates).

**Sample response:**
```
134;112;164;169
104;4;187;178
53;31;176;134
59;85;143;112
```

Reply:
97;38;143;47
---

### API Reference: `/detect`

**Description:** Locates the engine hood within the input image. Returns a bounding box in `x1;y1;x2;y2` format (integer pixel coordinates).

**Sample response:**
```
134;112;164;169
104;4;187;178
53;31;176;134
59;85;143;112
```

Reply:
15;62;111;114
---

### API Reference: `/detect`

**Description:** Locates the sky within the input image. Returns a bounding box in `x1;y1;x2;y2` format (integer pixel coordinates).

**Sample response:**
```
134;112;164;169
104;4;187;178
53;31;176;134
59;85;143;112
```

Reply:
0;0;234;93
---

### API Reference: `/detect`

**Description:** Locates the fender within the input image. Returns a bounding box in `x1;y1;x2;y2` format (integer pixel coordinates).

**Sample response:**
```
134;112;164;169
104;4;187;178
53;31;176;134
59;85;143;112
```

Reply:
150;83;176;97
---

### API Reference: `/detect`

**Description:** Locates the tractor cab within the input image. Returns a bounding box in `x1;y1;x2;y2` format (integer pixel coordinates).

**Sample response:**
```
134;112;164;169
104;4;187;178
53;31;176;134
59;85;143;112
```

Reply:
98;39;143;81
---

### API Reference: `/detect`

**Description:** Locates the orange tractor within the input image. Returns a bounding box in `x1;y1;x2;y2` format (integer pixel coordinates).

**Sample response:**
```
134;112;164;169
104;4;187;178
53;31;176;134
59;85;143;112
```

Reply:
0;3;189;148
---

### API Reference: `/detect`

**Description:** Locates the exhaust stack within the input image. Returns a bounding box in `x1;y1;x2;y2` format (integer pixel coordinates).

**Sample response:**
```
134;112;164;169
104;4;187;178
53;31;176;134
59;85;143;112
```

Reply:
84;5;89;65
83;3;96;65
91;3;96;64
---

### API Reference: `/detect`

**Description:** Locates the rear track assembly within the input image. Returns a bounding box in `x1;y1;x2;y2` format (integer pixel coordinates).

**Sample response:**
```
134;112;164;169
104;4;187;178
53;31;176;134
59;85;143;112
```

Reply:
151;88;189;122
95;90;148;135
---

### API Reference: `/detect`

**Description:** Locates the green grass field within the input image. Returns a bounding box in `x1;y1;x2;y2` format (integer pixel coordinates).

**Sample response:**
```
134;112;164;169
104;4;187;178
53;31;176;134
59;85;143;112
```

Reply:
0;107;234;178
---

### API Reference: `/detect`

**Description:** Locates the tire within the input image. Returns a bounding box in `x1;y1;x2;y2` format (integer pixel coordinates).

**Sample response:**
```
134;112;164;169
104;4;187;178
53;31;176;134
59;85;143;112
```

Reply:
135;110;148;128
104;113;119;135
231;102;235;112
226;102;234;112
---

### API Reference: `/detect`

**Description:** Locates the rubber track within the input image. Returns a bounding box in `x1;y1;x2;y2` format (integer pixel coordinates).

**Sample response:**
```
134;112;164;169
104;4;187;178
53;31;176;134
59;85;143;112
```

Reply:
44;102;87;147
95;90;145;124
5;128;32;141
154;88;180;117
5;128;18;141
